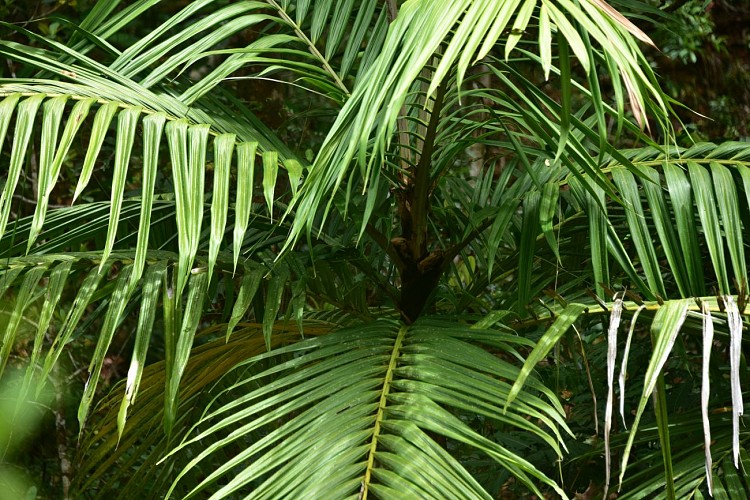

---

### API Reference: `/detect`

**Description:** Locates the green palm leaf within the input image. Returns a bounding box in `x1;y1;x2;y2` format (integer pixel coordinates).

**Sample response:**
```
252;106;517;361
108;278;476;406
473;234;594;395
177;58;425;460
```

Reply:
1;1;747;498
159;320;568;499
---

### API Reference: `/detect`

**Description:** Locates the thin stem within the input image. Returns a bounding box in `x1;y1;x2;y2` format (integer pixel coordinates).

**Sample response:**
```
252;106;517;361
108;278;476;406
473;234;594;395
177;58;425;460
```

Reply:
386;0;399;22
442;214;497;268
409;83;445;259
365;223;407;272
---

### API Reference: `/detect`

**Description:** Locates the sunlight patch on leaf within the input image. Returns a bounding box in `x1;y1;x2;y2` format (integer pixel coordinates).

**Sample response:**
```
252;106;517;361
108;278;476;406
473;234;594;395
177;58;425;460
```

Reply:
208;133;235;283
588;0;655;47
28;95;69;252
129;111;166;290
72;102;119;203
233;142;258;272
118;261;167;440
100;106;142;272
0;94;41;243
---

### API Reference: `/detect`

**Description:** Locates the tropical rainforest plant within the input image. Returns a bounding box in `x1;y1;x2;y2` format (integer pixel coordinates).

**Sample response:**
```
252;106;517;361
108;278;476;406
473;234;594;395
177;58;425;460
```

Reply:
1;0;749;498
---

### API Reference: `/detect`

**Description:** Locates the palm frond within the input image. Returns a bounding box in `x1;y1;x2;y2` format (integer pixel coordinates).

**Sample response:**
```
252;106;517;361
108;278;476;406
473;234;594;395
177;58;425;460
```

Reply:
0;211;389;434
616;403;750;498
74;322;332;498
129;319;570;499
285;0;671;246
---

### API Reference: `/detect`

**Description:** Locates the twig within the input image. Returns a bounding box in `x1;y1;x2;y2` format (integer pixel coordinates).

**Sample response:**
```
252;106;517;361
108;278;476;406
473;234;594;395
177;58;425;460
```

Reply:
365;223;406;271
12;194;66;208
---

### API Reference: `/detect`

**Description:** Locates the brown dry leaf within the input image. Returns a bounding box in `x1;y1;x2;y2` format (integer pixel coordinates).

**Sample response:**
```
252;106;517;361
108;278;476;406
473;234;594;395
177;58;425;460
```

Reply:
589;0;655;47
622;70;649;131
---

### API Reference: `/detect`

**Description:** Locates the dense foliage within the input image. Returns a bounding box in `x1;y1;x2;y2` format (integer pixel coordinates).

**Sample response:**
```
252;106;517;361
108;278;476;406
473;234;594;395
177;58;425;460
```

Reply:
1;0;749;498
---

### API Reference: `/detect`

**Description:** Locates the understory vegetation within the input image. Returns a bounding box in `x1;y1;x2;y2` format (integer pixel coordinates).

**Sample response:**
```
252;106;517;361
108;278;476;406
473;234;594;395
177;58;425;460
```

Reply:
1;0;750;498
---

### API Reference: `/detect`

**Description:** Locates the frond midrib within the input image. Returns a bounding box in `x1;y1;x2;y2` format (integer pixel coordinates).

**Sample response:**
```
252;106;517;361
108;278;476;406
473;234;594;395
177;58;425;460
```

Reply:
361;324;408;499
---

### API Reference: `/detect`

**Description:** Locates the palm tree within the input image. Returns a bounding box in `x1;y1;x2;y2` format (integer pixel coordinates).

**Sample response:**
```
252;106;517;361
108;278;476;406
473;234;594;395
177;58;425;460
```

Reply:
1;0;748;497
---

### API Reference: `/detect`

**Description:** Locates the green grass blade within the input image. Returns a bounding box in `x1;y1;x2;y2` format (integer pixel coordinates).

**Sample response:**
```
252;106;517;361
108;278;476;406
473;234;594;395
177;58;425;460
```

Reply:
285;158;303;197
619;299;689;489
118;261;167;440
27;96;69;252
130;111;166;289
538;4;552;80
40;262;112;392
340;0;378;79
262;264;289;350
73;102;119;202
507;303;587;408
162;267;176;428
262;150;279;221
518;192;539;315
110;0;216;72
164;270;208;436
652;362;675;500
663;162;705;295
0;94;46;243
310;0;333;44
78;265;135;432
569;177;609;298
505;0;535;59
100;106;142;271
166;119;191;299
0;93;20;156
186;123;209;267
208;134;235;283
324;0;354;60
0;94;39;242
641;168;689;296
485;194;522;278
233;142;258;272
29;98;95;246
50;96;95;183
722;456;746;499
226;266;263;341
688;161;729;293
739;165;750;278
0;267;45;378
710;162;746;290
545;0;590;71
612;168;665;297
21;261;71;396
539;182;561;264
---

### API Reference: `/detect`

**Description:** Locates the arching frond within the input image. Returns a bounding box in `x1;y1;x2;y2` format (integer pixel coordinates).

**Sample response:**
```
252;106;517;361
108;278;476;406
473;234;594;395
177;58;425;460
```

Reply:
286;0;672;246
98;319;568;499
1;1;743;498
